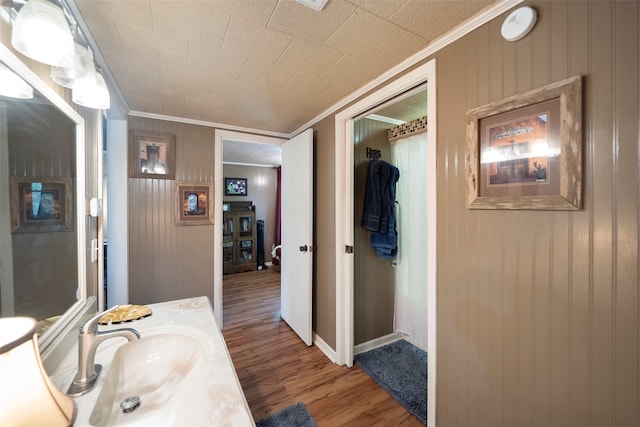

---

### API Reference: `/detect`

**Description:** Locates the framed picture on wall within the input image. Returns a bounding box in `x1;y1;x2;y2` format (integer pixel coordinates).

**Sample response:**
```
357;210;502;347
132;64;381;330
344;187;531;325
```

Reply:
466;75;582;210
9;176;74;233
224;177;248;196
129;130;176;179
175;182;214;226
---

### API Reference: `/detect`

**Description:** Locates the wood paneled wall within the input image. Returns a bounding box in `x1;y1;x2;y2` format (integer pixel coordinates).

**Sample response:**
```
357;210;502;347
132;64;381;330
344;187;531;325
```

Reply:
312;0;639;424
128;117;215;305
434;2;639;425
353;118;395;345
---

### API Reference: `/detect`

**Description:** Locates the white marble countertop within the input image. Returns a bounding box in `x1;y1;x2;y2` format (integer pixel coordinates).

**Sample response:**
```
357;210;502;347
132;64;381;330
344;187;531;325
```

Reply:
50;296;255;426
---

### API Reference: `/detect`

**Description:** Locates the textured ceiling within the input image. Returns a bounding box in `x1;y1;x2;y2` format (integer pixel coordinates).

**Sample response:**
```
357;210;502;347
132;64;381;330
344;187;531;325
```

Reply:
223;140;283;166
74;0;496;135
223;86;427;167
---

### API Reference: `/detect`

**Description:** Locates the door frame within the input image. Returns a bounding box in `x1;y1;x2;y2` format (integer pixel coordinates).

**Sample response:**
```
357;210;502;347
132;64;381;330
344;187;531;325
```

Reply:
213;129;286;328
334;59;437;425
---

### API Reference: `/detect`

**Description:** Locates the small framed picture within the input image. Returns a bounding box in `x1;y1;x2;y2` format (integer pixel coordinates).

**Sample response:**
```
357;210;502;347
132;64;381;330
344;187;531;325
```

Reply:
466;75;582;210
9;176;74;233
224;177;248;196
175;182;214;226
129;130;176;179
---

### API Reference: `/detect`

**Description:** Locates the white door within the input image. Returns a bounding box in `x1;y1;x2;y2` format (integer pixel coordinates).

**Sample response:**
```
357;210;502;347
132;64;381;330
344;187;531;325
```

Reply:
281;128;313;345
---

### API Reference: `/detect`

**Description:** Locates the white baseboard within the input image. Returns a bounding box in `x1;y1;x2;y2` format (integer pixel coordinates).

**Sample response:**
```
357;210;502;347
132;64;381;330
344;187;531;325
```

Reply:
313;332;336;363
353;332;402;356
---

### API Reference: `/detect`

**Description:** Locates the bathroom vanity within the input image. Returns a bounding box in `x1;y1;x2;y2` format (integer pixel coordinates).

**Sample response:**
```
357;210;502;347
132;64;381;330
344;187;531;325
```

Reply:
50;297;255;426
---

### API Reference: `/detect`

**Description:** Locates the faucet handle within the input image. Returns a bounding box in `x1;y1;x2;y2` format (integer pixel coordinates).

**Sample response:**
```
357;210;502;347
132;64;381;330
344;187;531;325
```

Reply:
79;305;120;334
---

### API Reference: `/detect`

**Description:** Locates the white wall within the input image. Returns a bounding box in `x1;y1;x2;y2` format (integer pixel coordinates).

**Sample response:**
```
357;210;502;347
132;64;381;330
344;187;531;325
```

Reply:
105;118;128;306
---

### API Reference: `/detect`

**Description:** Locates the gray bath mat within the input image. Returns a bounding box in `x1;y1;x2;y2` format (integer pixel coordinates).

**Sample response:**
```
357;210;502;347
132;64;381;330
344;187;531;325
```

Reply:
256;402;318;427
355;339;427;424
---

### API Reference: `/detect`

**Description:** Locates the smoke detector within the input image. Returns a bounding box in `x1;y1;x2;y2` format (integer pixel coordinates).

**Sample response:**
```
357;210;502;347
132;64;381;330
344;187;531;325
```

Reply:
501;6;537;42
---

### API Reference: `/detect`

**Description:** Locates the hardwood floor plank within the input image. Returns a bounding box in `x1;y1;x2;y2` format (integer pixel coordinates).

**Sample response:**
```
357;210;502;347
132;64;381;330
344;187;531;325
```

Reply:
222;269;425;426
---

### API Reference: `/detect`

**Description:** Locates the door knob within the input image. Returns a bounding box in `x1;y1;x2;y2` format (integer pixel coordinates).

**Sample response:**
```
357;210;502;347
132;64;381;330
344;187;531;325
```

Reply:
299;245;308;252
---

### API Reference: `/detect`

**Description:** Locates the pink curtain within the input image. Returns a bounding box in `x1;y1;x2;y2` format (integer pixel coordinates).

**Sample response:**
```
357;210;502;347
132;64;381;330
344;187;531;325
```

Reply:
275;166;282;245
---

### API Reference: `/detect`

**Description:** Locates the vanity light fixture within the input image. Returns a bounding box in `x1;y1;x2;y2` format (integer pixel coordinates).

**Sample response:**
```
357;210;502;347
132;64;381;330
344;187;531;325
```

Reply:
0;317;76;426
11;0;75;67
0;62;33;98
51;42;93;88
7;0;112;110
72;67;110;109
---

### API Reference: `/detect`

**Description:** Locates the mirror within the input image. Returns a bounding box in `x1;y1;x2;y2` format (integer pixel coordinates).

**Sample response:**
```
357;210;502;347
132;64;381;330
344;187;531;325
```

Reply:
0;44;88;352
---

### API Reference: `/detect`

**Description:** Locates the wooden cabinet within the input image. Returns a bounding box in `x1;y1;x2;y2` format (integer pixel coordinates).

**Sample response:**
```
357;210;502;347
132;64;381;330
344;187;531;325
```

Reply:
222;211;257;274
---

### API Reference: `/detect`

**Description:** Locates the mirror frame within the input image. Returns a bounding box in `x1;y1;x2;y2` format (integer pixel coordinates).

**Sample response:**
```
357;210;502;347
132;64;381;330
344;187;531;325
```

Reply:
0;42;89;353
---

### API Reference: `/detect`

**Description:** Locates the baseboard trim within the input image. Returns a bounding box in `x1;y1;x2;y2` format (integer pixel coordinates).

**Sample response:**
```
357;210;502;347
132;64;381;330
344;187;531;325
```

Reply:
353;332;402;356
313;332;336;363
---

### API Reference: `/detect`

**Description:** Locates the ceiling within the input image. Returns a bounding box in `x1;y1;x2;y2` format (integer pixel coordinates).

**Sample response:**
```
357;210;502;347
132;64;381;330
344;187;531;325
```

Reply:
223;140;283;166
74;0;497;136
222;85;428;166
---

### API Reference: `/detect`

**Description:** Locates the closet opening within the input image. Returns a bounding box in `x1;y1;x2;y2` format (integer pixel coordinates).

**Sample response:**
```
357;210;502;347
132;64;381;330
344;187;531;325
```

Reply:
334;58;437;426
353;86;428;354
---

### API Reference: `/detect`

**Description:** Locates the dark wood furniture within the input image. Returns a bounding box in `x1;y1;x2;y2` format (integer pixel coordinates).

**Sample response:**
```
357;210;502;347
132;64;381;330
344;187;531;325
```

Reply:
222;203;257;274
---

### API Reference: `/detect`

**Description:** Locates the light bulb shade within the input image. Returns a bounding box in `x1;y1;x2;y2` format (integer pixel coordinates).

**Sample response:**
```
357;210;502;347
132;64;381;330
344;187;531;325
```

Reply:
72;69;110;109
0;62;33;99
0;317;76;426
51;43;93;88
11;0;74;67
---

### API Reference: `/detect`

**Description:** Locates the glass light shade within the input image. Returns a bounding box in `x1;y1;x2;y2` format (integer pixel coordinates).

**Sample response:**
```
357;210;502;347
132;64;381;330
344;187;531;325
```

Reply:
11;0;74;68
51;43;93;88
0;62;33;99
72;69;110;109
0;317;76;426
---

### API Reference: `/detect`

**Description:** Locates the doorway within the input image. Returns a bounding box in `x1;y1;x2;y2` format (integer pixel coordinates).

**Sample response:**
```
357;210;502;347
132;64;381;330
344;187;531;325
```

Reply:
334;59;437;425
353;86;428;353
213;129;315;346
213;130;286;328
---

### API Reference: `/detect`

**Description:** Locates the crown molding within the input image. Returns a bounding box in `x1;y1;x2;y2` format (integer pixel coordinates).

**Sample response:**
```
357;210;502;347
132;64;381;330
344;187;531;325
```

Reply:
128;110;290;139
222;161;278;168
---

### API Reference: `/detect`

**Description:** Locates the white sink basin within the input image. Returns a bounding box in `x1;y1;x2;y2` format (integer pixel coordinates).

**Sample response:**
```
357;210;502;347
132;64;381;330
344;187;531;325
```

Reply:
89;327;212;426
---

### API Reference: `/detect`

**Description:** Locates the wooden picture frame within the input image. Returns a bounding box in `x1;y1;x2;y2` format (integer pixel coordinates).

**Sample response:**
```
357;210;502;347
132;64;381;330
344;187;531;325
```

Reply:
129;130;176;179
466;75;582;210
10;176;74;233
175;182;214;226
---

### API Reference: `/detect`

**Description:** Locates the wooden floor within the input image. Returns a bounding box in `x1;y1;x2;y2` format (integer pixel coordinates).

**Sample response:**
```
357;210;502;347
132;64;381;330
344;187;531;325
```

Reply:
221;269;425;426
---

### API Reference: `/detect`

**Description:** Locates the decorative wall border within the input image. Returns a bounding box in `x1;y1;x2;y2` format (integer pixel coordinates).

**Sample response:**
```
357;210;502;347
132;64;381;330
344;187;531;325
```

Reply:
388;116;428;142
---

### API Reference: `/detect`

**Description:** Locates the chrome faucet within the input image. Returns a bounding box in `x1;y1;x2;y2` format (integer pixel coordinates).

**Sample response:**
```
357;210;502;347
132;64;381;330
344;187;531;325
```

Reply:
67;306;141;396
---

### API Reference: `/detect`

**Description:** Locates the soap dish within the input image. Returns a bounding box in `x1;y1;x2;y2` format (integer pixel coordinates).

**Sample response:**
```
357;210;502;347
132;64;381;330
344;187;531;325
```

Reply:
98;305;152;325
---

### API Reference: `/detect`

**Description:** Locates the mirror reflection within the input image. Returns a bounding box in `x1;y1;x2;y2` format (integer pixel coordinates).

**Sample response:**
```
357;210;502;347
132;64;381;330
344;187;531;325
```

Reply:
0;60;79;338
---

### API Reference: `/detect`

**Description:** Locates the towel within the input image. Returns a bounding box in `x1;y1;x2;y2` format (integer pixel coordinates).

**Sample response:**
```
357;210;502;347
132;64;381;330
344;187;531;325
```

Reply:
370;203;398;259
361;160;387;231
361;160;399;259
